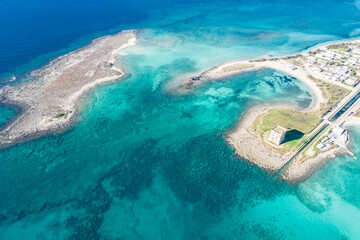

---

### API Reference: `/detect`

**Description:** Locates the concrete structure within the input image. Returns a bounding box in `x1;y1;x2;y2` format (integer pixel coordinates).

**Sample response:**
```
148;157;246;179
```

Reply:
316;126;349;151
332;126;345;136
268;125;287;145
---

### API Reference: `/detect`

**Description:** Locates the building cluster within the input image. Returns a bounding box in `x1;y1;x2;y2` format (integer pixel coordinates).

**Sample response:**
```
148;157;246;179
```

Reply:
316;126;348;151
304;42;360;87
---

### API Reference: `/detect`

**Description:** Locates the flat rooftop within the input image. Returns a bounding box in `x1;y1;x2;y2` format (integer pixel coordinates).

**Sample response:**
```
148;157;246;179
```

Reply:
272;125;287;134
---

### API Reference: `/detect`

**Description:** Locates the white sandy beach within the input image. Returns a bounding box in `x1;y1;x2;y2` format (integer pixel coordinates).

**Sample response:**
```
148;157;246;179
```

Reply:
206;59;326;111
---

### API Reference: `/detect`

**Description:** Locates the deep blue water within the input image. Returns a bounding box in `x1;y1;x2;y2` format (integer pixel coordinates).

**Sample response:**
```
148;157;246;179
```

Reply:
1;0;360;79
1;0;360;239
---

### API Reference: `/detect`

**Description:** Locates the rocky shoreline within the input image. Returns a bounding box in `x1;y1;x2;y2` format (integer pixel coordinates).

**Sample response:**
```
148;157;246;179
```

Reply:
227;104;345;183
281;148;342;183
0;30;137;148
226;105;294;174
177;52;360;183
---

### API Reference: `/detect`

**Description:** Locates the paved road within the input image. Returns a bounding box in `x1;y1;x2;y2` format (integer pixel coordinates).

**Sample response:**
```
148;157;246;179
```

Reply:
275;82;360;177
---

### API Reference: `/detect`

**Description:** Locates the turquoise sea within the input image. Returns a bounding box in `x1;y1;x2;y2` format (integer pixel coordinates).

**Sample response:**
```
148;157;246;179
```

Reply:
1;0;360;239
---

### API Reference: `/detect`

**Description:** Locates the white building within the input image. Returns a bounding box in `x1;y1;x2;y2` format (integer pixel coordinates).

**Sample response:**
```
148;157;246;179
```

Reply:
268;125;287;145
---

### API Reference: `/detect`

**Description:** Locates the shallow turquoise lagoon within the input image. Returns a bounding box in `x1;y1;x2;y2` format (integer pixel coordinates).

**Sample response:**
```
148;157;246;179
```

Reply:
0;106;15;128
2;0;360;79
1;49;359;238
2;0;360;239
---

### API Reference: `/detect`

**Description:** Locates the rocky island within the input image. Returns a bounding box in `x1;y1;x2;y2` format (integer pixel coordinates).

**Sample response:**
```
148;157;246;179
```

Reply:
0;30;137;147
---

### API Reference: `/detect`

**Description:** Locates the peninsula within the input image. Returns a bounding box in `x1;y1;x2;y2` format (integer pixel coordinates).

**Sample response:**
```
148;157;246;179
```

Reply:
180;40;360;183
0;30;137;147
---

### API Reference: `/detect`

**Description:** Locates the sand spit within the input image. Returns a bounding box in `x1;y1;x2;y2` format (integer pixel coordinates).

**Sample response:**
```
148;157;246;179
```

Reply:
0;30;137;147
180;59;326;109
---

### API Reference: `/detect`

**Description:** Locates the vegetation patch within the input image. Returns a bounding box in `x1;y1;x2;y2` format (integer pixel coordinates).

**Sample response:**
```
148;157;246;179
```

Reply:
327;43;352;52
307;75;350;116
222;64;254;72
261;109;319;133
252;109;321;152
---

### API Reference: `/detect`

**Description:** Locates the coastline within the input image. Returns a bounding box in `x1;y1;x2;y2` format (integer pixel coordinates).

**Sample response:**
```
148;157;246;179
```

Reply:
226;102;346;183
281;148;343;183
178;43;360;183
0;30;137;148
167;36;360;95
226;104;295;173
0;27;358;182
177;59;327;111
